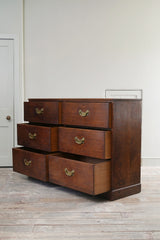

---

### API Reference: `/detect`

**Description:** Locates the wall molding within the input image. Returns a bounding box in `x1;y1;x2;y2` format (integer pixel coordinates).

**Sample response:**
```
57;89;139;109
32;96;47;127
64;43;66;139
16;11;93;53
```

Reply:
142;158;160;166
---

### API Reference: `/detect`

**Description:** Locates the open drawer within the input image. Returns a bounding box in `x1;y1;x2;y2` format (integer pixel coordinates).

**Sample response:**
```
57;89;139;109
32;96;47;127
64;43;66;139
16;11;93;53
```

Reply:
13;147;50;182
49;153;111;195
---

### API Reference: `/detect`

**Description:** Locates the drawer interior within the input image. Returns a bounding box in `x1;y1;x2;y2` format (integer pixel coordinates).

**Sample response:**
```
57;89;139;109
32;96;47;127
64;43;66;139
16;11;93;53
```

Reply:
51;152;109;164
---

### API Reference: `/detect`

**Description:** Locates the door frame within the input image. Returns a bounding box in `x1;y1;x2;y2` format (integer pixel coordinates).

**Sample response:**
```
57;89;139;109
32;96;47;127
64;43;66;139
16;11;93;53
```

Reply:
0;34;23;148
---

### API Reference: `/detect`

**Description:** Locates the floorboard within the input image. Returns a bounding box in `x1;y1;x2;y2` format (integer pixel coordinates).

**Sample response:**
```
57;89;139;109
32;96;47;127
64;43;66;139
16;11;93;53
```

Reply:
0;167;160;240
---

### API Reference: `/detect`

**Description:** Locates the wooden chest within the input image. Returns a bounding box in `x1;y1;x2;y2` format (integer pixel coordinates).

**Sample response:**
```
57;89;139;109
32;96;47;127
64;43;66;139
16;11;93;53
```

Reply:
13;98;142;200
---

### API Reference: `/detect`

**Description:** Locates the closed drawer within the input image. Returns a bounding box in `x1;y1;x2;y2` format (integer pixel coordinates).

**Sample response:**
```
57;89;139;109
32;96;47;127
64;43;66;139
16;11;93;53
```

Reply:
17;124;58;152
59;127;111;159
62;102;111;128
49;153;111;195
24;101;61;124
12;147;49;182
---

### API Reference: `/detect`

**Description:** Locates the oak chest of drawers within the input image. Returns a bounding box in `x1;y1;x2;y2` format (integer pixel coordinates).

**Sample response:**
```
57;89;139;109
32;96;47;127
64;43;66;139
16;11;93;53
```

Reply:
13;98;142;200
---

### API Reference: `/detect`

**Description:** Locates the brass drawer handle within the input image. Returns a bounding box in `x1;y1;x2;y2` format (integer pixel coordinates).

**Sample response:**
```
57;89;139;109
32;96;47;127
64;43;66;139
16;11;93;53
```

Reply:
28;132;37;140
64;168;75;177
75;136;85;145
24;158;32;166
35;107;44;114
79;109;89;117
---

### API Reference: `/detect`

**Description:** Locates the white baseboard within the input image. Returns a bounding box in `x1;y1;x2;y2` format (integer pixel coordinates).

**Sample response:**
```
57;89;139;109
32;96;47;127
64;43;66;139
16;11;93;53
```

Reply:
142;158;160;166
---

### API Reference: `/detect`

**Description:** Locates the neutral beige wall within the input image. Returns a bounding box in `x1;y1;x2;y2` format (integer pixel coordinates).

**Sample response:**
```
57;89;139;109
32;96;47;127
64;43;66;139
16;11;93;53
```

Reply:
24;0;160;158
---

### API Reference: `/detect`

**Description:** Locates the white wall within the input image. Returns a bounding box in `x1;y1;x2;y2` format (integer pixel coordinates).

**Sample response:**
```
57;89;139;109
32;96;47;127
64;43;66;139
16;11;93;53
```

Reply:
0;0;22;34
24;0;160;159
0;0;24;139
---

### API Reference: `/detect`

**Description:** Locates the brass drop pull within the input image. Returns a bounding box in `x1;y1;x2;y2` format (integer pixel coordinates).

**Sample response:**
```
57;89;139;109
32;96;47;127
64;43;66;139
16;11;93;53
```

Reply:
64;168;75;177
75;136;85;145
79;109;89;117
24;158;32;166
35;108;44;114
28;132;37;140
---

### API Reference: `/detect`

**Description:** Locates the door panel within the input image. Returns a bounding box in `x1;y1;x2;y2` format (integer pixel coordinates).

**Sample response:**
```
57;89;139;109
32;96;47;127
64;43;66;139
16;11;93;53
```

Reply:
0;40;14;166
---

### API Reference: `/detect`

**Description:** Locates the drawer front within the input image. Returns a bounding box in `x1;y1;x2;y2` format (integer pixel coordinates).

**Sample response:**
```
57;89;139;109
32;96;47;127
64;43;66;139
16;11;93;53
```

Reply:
62;102;111;128
12;148;49;182
59;127;111;159
24;101;61;124
17;124;58;152
49;154;111;195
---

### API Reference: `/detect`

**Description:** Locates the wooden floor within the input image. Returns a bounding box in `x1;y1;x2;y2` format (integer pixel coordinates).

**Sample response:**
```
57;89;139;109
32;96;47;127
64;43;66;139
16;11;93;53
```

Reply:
0;167;160;240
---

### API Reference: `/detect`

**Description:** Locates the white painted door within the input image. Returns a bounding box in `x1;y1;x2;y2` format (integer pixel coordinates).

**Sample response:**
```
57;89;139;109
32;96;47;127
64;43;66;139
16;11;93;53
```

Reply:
0;39;14;166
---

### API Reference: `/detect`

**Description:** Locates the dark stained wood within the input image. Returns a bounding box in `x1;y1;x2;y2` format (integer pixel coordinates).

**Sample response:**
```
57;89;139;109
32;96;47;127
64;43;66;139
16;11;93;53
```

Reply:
49;154;111;195
28;98;141;103
111;101;142;191
103;183;141;201
62;102;111;128
105;131;112;159
12;147;49;182
24;101;61;124
50;152;109;164
17;124;58;152
94;160;111;195
13;98;142;200
58;127;111;159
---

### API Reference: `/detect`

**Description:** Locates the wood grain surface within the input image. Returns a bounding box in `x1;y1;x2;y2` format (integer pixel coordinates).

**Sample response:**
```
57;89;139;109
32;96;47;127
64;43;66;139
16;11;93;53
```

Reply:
13;148;49;182
0;167;159;239
49;154;111;195
59;127;111;159
17;124;58;152
24;101;61;124
62;102;111;128
111;101;141;194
